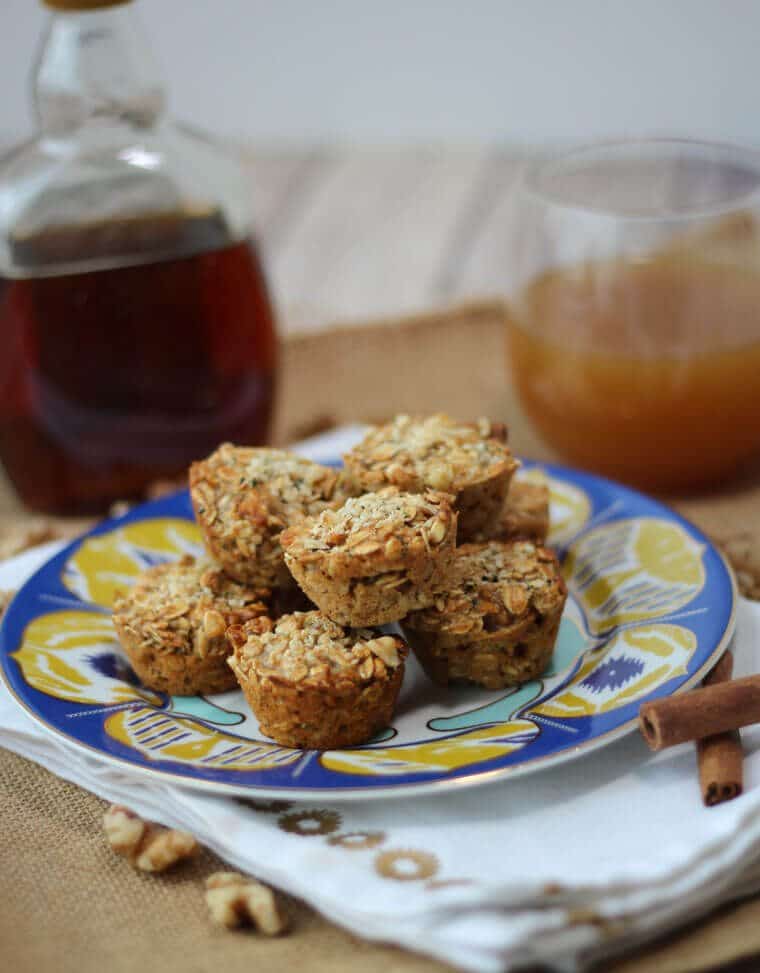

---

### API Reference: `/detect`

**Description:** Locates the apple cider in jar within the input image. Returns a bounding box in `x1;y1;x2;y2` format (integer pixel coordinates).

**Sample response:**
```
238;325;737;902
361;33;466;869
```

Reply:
507;141;760;492
508;252;760;490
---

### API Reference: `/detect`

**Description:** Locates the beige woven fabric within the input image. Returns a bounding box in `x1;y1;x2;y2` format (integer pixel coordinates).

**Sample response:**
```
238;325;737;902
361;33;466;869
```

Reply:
4;746;760;973
0;749;446;973
3;302;760;972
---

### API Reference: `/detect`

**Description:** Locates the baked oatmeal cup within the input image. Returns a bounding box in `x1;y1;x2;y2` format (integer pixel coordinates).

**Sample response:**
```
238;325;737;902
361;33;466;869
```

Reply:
343;413;518;540
501;480;550;541
280;487;457;626
227;612;408;749
402;540;566;690
471;480;550;543
112;555;271;695
189;445;348;589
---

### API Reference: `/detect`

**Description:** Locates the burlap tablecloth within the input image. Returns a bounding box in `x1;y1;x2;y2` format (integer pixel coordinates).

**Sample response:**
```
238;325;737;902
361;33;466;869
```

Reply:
3;302;760;973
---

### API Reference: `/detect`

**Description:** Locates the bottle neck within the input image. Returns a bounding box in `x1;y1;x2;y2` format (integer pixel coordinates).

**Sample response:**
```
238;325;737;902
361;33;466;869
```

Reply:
33;3;166;137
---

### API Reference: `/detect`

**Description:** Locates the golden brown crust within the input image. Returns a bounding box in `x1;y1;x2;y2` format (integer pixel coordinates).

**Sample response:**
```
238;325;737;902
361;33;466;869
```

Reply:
115;646;242;696
280;488;457;626
407;628;558;690
112;555;271;695
227;611;408;748
189;445;349;588
402;540;566;689
343;414;518;538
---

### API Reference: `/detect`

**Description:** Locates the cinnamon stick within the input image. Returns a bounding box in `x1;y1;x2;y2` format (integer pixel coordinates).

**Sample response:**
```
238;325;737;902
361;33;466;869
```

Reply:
697;651;743;806
639;669;760;751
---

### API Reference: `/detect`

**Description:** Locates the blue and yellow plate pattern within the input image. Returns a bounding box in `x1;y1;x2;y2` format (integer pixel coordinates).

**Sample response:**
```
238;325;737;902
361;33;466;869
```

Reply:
0;460;736;799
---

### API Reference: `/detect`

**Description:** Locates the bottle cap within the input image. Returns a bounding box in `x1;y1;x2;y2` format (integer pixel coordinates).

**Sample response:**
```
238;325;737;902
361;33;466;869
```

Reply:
43;0;132;10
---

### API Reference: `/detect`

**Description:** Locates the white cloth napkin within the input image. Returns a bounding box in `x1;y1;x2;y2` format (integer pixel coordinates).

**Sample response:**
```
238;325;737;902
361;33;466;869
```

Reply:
2;427;760;972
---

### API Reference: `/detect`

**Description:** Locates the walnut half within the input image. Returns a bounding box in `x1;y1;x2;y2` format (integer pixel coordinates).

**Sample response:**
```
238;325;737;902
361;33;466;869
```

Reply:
103;805;198;872
205;871;290;935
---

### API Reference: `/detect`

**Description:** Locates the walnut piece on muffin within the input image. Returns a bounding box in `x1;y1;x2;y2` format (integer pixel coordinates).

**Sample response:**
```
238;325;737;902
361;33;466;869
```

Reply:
402;540;566;690
343;413;518;540
227;611;408;749
470;480;550;543
112;555;271;696
280;487;457;626
189;445;348;589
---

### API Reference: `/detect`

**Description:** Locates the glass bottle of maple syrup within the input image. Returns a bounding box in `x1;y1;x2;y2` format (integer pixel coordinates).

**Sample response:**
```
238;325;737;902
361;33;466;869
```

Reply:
0;0;278;514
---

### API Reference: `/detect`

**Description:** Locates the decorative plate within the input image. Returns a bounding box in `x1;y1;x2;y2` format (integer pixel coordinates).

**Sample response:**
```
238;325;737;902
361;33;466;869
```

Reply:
0;460;736;800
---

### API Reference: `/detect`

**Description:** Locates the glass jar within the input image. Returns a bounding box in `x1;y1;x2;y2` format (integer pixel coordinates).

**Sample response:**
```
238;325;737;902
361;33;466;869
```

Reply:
505;138;760;492
0;0;278;514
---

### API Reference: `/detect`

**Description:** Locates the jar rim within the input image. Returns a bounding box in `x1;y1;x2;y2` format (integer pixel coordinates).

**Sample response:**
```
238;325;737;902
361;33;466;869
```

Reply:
521;137;760;222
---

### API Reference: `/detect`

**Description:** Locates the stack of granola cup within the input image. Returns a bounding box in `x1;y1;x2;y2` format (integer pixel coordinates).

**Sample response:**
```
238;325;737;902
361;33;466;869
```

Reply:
113;415;567;750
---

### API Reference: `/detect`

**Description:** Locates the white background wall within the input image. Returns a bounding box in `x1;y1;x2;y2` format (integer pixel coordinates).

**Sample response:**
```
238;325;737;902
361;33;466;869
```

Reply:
2;0;759;145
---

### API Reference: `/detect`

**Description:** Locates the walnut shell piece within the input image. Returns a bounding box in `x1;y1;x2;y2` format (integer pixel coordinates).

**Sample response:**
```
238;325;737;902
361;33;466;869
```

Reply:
205;872;290;934
103;805;198;872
